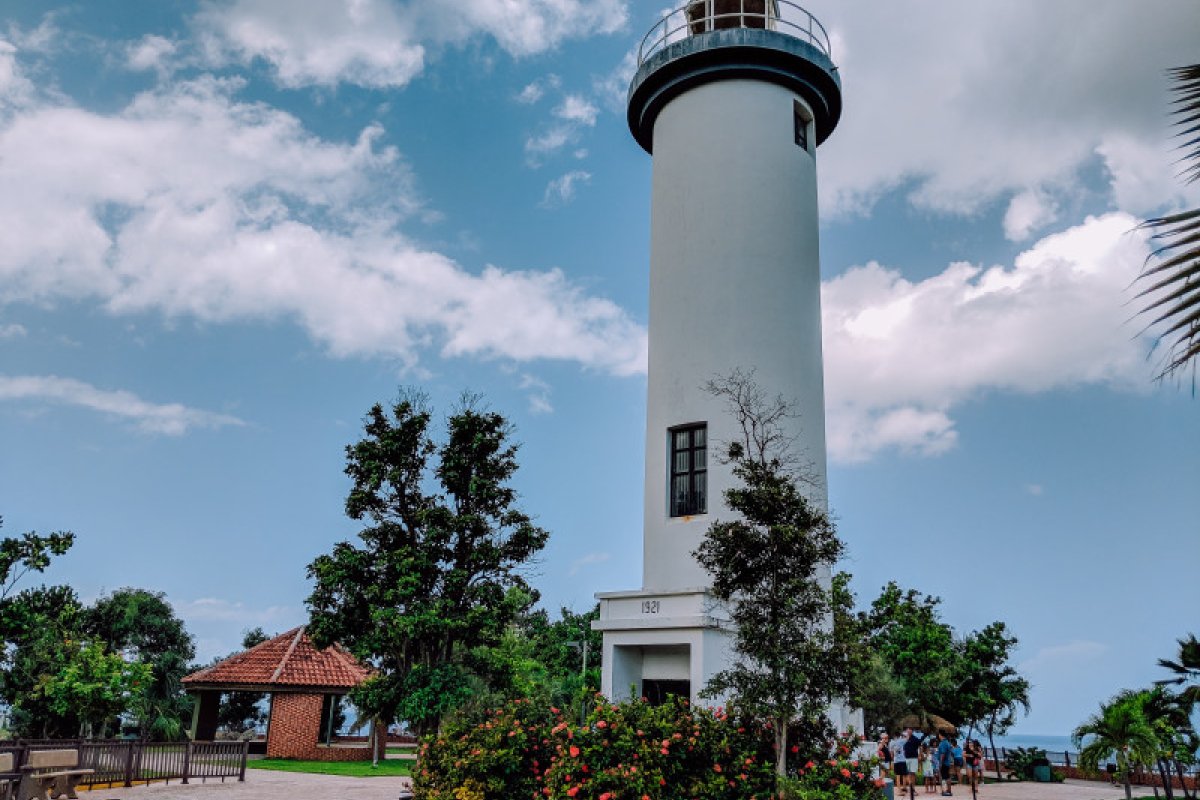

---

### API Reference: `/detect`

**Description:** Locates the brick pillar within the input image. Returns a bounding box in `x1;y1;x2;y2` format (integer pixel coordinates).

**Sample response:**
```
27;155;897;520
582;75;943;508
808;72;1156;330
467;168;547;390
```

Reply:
266;693;325;759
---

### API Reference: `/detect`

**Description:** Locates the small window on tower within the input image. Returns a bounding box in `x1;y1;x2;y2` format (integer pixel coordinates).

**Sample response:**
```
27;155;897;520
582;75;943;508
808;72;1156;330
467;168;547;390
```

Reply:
794;99;810;152
669;423;707;517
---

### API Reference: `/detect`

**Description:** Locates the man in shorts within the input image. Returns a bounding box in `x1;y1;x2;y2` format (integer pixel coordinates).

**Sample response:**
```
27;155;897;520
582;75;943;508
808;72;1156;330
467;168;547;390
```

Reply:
893;731;911;795
937;734;955;796
901;727;926;797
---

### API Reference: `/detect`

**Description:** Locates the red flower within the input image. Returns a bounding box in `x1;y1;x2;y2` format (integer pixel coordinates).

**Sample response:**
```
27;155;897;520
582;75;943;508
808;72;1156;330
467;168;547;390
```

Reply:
569;746;580;758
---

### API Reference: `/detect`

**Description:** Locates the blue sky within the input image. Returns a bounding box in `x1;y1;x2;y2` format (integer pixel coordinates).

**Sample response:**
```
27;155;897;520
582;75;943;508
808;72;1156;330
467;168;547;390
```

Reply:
1;1;1197;736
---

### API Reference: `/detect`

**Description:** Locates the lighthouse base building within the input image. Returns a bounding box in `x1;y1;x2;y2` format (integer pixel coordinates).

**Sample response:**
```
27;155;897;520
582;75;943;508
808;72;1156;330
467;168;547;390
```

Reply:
594;1;861;734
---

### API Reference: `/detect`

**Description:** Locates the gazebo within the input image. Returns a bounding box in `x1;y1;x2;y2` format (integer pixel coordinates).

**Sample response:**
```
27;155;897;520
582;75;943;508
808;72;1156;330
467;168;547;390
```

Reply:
183;626;375;761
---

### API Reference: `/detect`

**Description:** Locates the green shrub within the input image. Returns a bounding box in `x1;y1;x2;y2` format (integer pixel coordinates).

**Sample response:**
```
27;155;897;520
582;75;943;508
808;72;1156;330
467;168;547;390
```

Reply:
1002;746;1048;781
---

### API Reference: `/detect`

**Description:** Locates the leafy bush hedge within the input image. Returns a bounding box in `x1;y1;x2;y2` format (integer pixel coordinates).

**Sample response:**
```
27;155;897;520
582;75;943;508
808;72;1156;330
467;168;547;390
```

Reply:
414;696;885;800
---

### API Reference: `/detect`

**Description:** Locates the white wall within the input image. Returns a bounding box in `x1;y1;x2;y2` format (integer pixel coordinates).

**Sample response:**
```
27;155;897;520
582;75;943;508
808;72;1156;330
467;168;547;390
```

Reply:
643;78;829;592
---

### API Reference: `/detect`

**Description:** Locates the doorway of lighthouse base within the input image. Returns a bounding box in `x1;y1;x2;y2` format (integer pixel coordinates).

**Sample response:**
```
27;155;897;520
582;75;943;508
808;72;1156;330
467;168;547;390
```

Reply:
611;643;692;704
643;679;691;706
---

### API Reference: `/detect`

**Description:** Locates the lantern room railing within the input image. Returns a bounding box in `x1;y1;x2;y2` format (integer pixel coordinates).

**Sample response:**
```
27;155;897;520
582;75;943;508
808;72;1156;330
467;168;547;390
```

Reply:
637;0;832;66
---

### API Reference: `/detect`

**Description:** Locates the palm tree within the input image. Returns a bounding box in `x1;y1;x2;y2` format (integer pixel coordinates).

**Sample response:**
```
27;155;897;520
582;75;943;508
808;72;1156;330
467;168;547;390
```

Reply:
1073;693;1160;800
1158;634;1200;711
1137;65;1200;380
1124;687;1198;800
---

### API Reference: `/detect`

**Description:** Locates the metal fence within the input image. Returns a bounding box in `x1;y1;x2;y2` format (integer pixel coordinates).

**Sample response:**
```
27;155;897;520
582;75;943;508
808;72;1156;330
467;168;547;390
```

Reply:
0;740;249;788
983;746;1199;783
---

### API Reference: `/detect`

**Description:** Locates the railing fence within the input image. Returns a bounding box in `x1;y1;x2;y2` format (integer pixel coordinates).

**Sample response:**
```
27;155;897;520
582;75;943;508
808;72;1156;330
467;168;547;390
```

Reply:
0;740;249;788
982;746;1199;785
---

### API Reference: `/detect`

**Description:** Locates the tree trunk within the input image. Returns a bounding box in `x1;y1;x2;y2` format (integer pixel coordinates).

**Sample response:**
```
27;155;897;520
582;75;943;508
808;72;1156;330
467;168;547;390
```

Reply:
775;717;787;800
986;720;1002;782
1157;759;1174;800
1174;759;1195;800
1126;774;1134;800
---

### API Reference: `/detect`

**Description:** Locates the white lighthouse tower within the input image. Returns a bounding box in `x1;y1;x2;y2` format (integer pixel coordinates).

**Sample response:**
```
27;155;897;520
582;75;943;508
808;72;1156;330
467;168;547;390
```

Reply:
595;0;848;720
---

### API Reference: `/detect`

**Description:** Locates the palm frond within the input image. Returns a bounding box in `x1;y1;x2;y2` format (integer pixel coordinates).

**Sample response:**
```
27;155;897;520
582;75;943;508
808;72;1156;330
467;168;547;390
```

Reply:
1137;64;1200;381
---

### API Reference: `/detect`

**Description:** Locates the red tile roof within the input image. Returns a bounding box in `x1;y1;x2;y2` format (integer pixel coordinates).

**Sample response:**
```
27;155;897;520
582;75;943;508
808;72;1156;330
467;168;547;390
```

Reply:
183;627;371;691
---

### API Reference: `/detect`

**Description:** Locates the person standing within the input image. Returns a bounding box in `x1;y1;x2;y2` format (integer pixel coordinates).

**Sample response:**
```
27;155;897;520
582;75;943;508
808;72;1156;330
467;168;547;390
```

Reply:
922;739;937;794
937;734;955;796
964;739;983;794
902;727;926;797
893;730;910;794
878;732;893;781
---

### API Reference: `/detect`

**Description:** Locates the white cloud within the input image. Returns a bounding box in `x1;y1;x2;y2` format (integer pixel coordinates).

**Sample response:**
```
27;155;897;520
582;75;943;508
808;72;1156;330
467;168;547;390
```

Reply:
518;82;544;104
198;0;627;89
593;49;636;112
176;597;297;624
1025;483;1045;496
0;374;245;435
0;38;34;111
0;323;26;339
569;551;610;575
126;34;179;74
541;170;591;208
1003;189;1059;242
1018;639;1108;675
197;0;425;89
525;96;600;165
822;213;1155;463
519;373;553;414
516;73;560;104
0;77;646;376
525;124;575;163
554;94;598;127
813;1;1200;222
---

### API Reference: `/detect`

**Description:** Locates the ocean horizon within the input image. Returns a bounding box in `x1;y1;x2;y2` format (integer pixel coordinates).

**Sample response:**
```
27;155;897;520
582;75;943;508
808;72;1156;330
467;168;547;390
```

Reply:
985;733;1075;752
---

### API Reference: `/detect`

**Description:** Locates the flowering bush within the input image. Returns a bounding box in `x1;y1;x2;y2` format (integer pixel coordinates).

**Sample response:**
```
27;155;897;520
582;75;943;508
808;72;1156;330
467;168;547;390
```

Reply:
415;697;882;800
779;732;885;800
414;697;555;800
542;697;775;799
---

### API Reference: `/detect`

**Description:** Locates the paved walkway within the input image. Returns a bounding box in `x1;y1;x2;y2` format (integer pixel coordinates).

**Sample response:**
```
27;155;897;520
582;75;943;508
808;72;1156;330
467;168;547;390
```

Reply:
81;769;412;800
894;779;1137;800
78;772;1138;800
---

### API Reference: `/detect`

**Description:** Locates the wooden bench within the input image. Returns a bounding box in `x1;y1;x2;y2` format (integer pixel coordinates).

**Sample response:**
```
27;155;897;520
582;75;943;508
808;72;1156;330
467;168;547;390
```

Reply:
17;750;93;800
0;753;22;800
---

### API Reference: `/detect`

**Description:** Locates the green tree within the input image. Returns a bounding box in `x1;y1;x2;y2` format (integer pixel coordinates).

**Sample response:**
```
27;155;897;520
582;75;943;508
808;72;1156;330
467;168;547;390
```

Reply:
832;573;907;736
307;392;549;735
955;622;1030;781
31;640;151;738
856;581;960;722
3;586;86;737
217;627;271;734
85;588;196;739
1074;691;1161;800
0;516;75;601
468;603;602;713
692;372;848;794
0;517;81;737
1137;65;1200;380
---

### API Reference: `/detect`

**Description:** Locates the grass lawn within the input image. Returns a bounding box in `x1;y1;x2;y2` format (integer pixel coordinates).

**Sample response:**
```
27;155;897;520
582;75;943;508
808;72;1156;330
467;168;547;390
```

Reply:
248;758;411;777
